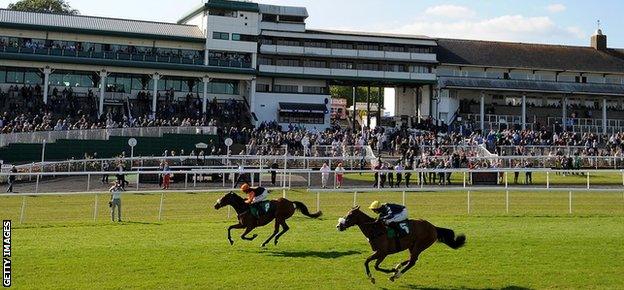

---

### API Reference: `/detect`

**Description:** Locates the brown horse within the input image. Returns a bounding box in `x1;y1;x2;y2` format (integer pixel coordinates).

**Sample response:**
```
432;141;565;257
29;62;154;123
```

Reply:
214;191;322;247
336;206;465;283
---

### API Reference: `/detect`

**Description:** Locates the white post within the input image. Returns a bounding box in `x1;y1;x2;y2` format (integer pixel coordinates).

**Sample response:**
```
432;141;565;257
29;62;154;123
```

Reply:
158;191;164;221
202;76;210;114
568;191;573;214
463;171;466;188
505;190;509;214
98;70;108;116
42;67;52;104
402;191;406;206
250;78;257;126
353;191;357;207
562;96;567;131
93;193;98;222
87;173;91;191
480;91;485;131
602;97;608;135
152;73;160;117
521;94;527;130
136;173;140;190
546;171;550;189
467;190;471;214
316;191;320;212
19;196;26;224
282;189;286;199
587;171;590;189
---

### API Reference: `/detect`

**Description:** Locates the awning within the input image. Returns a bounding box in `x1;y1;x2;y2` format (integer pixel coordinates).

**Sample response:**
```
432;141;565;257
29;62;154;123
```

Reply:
438;77;624;96
279;102;327;114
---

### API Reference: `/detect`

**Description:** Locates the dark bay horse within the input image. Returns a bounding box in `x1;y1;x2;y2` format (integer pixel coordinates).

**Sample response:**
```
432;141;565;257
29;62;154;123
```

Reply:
214;192;322;247
336;206;465;283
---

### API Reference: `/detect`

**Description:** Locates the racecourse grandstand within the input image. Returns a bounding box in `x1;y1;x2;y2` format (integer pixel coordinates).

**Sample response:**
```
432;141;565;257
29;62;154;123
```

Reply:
1;0;624;175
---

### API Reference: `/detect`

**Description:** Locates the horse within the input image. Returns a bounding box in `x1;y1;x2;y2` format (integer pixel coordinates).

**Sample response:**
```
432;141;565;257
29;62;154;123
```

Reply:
336;206;465;283
214;191;322;247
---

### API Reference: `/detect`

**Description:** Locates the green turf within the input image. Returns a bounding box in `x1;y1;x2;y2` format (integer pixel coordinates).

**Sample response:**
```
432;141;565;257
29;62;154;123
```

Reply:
2;190;624;289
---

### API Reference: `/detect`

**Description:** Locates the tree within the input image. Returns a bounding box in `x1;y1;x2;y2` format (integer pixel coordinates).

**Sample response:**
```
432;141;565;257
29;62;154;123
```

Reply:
7;0;79;15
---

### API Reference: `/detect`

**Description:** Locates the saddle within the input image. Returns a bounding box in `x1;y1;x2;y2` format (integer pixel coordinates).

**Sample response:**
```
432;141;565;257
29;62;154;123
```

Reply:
386;221;411;239
249;200;274;219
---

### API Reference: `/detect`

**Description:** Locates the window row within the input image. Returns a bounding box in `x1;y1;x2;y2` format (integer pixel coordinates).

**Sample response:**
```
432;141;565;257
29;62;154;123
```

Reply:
256;84;327;94
212;32;257;42
260;57;432;73
261;37;433;53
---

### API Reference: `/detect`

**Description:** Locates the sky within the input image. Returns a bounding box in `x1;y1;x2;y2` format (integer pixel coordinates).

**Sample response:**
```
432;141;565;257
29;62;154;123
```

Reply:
1;0;622;47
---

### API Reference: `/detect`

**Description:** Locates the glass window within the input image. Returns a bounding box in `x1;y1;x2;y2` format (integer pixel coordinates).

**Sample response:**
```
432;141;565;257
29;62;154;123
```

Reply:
0;68;6;83
24;71;41;85
6;70;24;83
212;32;229;40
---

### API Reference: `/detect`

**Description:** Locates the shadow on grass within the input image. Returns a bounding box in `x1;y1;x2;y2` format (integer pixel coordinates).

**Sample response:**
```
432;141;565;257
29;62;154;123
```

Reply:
265;250;361;259
402;285;533;290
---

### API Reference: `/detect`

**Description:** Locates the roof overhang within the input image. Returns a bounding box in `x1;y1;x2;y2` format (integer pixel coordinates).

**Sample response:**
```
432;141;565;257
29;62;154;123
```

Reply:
438;76;624;96
262;30;437;47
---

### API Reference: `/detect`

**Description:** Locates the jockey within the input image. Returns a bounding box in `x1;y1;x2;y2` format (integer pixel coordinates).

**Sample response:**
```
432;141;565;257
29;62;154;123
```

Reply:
241;183;269;204
369;201;408;232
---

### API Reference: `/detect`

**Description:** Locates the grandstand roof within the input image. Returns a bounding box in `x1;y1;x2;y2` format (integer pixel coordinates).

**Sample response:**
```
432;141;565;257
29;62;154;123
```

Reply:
0;9;205;43
437;38;624;74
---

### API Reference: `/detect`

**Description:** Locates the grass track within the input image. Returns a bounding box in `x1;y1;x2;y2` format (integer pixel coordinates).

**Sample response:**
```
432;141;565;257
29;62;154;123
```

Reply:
2;190;624;289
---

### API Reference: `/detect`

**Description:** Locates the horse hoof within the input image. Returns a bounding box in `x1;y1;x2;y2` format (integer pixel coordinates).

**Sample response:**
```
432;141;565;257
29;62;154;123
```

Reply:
274;240;279;245
389;276;395;282
369;277;376;284
229;240;234;246
251;234;258;240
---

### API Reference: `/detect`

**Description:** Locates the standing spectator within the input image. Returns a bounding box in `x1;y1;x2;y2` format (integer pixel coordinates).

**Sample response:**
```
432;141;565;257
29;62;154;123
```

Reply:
270;161;279;186
395;162;404;187
525;161;533;185
162;162;171;190
6;166;17;193
109;181;124;222
387;163;394;188
116;163;129;189
379;163;387;188
335;163;345;189
101;160;109;184
158;161;165;188
372;162;380;188
320;163;330;189
404;163;412;188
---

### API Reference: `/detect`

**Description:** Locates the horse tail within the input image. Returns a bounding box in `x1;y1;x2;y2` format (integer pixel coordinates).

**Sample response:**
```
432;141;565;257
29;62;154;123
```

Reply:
435;227;466;249
292;201;322;218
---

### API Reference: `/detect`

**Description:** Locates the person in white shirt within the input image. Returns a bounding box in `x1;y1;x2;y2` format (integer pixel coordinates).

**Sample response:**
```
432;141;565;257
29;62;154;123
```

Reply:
320;163;330;188
335;163;345;189
109;181;124;222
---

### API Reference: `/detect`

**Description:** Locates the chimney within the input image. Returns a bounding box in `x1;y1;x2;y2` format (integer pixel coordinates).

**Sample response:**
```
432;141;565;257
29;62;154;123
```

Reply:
591;29;607;51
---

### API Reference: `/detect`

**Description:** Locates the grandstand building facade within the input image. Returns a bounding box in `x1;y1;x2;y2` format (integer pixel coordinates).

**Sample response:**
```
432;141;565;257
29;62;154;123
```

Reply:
1;0;624;133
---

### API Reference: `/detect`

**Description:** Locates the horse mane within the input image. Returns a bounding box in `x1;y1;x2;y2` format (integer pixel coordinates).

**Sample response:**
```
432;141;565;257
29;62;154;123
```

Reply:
227;192;249;214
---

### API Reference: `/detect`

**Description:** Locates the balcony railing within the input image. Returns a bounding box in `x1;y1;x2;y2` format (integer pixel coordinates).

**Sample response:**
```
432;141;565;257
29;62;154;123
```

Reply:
0;45;206;66
207;58;252;68
0;126;217;148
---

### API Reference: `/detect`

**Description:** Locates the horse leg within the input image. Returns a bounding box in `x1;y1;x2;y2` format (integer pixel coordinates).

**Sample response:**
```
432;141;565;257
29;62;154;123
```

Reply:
240;227;258;241
273;221;290;245
227;223;245;245
391;248;422;281
364;251;382;284
373;255;395;274
261;220;281;247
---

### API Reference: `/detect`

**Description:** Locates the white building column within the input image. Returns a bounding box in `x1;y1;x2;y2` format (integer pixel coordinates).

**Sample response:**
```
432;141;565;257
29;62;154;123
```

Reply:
250;77;257;123
202;76;210;114
602;97;608;135
521;94;527;130
42;66;52;105
480;91;485;132
151;73;160;116
98;70;108;116
562;95;568;131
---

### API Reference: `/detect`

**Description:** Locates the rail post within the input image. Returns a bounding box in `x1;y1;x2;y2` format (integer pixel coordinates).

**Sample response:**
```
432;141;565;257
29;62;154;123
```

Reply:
158;191;165;221
19;195;26;224
463;171;466;188
586;171;590;190
353;191;357;207
568;190;573;214
185;173;188;189
505;190;509;214
316;191;320;212
93;193;98;222
546;171;550;189
282;189;286;199
467;190;471;214
87;173;91;191
402;191;406;206
136;173;140;191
